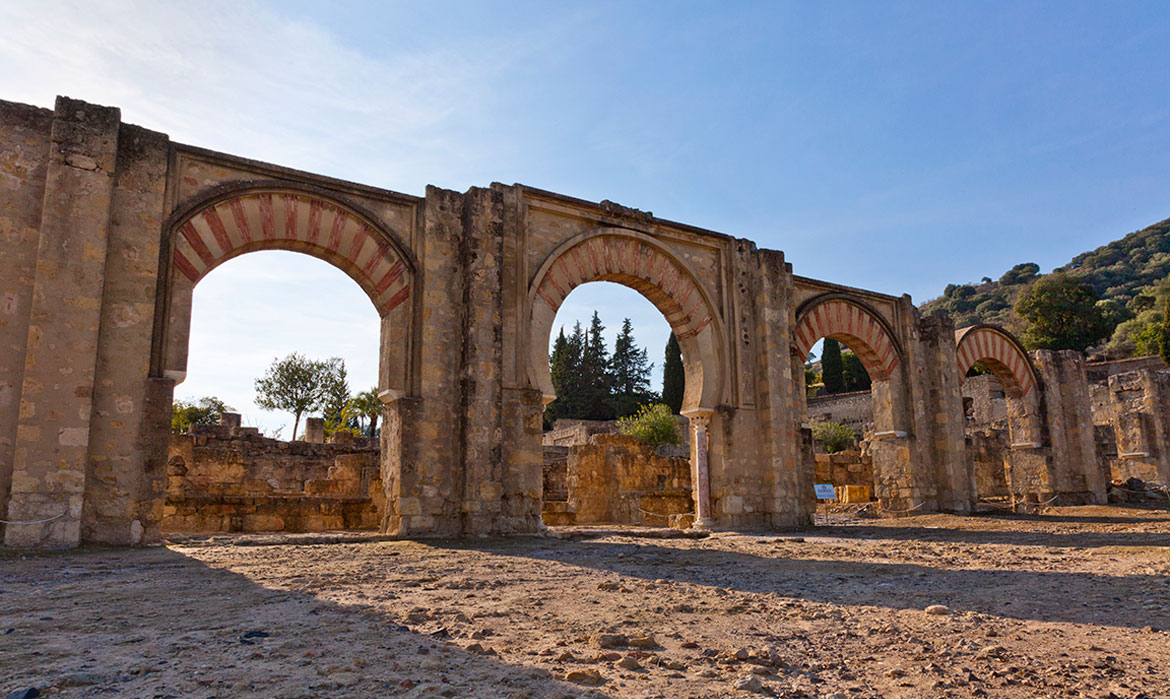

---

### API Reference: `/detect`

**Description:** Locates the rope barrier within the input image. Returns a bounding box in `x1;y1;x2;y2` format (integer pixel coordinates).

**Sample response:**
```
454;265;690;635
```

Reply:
0;511;66;525
874;501;926;514
638;507;693;518
976;500;1017;511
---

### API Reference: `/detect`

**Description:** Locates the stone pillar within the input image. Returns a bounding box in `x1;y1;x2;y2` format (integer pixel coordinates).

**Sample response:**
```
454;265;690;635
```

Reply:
303;418;325;444
1032;350;1104;504
5;98;121;549
219;412;242;430
1108;369;1170;485
686;410;714;529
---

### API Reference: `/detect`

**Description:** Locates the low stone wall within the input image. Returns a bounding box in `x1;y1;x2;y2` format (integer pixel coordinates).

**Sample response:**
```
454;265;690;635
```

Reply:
164;422;382;533
813;450;873;490
542;419;620;447
542;435;692;527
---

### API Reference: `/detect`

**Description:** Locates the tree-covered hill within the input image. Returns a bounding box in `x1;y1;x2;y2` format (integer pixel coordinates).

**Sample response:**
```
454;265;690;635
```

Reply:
920;216;1170;352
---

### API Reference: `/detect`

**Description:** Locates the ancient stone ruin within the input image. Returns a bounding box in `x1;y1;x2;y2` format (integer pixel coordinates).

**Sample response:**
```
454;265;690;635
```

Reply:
1;95;1165;550
165;413;382;533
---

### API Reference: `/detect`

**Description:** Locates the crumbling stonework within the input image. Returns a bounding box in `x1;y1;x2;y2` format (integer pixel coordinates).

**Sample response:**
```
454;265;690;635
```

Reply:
0;95;1135;549
1103;369;1170;485
164;416;381;533
542;435;692;528
812;451;873;492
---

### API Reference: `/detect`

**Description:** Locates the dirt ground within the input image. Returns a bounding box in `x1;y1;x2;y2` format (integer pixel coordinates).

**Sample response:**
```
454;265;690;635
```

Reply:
2;505;1169;699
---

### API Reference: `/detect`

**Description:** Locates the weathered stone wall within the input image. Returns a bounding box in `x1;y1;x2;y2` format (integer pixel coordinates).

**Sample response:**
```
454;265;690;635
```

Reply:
1105;370;1170;485
968;429;1011;498
813;451;873;490
806;390;872;429
544;435;692;527
963;375;1008;427
164;422;381;533
0;101;52;531
542;420;620;447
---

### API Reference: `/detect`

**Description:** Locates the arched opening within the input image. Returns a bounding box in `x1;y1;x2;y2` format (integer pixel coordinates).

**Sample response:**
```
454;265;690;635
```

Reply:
527;229;724;528
954;325;1045;504
793;296;907;515
538;281;688;528
154;186;415;535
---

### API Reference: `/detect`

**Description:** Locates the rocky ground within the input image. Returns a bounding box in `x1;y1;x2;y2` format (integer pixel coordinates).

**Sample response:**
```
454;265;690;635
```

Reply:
2;504;1169;698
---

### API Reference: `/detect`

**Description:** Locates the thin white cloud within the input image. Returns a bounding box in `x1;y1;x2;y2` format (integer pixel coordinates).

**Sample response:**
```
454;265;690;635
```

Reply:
0;0;513;192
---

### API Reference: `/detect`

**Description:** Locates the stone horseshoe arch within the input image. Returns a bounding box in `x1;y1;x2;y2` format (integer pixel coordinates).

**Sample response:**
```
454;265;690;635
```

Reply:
794;294;902;380
157;183;417;386
526;227;724;412
954;325;1037;398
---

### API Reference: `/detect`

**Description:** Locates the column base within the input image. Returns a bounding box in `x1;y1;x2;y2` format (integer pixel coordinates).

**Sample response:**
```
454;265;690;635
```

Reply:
691;517;716;531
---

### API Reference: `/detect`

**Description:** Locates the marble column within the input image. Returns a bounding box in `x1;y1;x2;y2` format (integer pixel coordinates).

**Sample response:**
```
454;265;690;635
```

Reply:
689;412;714;529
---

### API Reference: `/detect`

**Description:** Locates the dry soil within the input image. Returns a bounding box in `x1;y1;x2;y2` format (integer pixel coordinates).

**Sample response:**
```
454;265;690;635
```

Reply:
2;505;1169;698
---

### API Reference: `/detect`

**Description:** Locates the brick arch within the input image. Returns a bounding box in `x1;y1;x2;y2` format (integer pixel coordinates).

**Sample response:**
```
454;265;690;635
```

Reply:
527;228;723;411
795;296;901;380
955;325;1036;398
169;187;412;316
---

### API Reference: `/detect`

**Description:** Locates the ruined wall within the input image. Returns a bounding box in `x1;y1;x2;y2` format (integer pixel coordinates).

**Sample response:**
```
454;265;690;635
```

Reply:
813;451;873;490
1105;370;1170;485
545;435;692;527
806;391;872;429
165;422;381;533
963;375;1008;427
542;419;620;447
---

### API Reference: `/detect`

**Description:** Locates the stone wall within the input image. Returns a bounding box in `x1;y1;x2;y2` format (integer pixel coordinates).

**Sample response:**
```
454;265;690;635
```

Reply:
164;418;382;533
962;375;1008;428
812;451;873;490
806;390;873;429
542;420;619;447
542;435;692;528
1103;370;1170;485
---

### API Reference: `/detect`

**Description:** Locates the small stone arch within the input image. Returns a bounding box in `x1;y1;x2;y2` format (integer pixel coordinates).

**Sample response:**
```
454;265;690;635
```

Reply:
527;227;723;412
794;295;902;380
954;325;1036;398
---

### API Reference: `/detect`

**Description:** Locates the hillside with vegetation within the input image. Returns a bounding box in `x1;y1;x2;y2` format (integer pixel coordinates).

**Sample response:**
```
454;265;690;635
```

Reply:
920;216;1170;358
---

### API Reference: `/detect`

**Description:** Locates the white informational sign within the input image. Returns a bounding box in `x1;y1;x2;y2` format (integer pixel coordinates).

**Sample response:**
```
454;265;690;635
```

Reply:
813;483;837;500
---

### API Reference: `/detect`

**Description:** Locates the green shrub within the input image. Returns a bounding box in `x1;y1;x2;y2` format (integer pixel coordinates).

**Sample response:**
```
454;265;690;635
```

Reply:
811;420;856;454
618;403;681;449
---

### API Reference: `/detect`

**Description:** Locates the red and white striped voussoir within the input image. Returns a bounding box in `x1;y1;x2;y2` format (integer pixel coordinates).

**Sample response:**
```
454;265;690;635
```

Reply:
171;192;411;316
535;236;714;340
955;327;1034;396
795;299;899;379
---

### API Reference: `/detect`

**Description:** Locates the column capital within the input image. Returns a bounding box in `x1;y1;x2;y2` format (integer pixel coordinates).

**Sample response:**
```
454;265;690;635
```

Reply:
681;408;714;428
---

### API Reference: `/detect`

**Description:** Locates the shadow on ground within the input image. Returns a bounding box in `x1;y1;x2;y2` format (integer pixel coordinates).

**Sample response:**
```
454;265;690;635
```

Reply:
0;546;599;698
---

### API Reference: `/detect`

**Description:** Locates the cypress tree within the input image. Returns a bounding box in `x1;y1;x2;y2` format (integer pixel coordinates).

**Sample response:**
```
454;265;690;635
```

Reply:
822;338;844;394
547;327;572;425
609;318;655;417
662;333;685;414
581;312;613;419
840;350;871;392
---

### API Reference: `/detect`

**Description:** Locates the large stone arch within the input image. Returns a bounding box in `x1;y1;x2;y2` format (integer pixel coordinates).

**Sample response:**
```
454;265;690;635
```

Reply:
955;325;1037;398
157;183;417;388
527;227;724;413
794;295;902;381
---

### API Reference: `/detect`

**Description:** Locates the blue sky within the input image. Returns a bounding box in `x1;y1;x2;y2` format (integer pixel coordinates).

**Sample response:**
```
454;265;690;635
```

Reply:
2;1;1168;435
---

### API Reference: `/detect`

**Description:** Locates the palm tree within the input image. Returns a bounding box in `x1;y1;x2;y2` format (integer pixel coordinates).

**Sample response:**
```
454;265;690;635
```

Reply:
342;388;382;438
